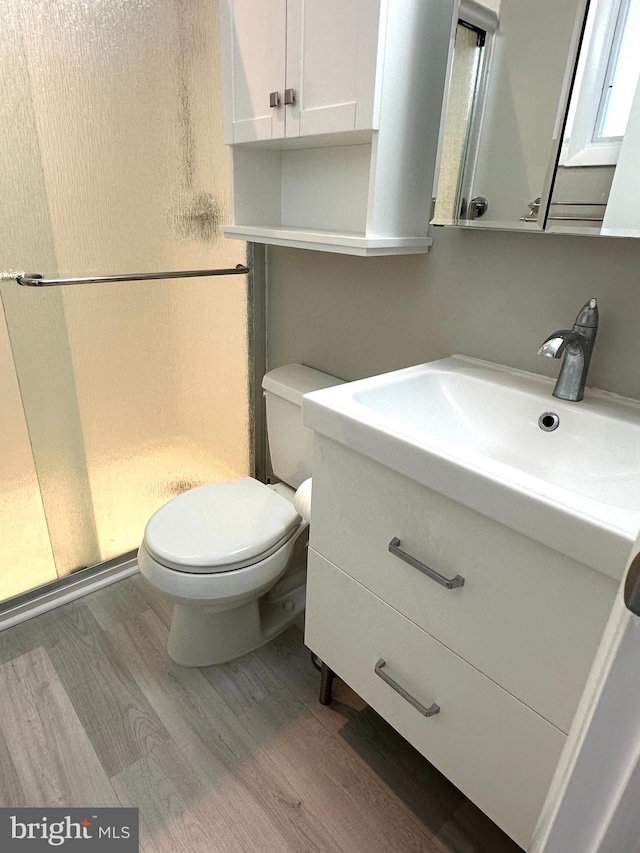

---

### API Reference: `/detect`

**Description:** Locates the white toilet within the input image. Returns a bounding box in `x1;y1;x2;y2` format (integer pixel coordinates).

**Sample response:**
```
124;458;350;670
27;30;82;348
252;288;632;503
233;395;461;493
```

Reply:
137;364;341;667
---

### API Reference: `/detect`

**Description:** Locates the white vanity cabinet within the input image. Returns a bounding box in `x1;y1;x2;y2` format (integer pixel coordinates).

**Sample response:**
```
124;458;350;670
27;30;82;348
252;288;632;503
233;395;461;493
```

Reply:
220;0;381;143
305;436;618;849
218;0;456;255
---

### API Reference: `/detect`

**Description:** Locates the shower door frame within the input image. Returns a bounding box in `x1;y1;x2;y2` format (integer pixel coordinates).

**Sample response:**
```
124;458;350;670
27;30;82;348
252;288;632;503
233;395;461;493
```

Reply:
0;244;266;631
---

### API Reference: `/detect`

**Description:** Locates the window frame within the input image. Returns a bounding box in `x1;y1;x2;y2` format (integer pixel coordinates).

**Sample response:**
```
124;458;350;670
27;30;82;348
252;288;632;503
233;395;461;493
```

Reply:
561;0;638;167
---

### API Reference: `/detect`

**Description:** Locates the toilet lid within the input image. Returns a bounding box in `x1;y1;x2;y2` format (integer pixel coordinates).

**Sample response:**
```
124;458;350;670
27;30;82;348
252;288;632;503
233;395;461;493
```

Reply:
144;478;301;573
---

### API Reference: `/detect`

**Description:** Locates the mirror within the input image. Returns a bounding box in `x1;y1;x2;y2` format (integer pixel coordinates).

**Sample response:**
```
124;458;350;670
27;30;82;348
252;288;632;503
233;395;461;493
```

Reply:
433;0;588;231
548;0;640;236
434;0;640;237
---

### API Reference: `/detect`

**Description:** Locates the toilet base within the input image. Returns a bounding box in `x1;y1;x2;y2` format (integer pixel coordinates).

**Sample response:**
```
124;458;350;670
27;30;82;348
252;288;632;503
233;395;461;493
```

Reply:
167;580;306;667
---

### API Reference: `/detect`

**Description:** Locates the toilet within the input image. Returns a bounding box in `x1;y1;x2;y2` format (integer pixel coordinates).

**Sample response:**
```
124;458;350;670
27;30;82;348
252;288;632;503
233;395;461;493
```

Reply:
137;364;341;667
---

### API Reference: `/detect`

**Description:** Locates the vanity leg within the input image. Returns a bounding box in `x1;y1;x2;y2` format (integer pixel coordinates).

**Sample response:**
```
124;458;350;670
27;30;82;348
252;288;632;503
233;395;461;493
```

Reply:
319;662;335;705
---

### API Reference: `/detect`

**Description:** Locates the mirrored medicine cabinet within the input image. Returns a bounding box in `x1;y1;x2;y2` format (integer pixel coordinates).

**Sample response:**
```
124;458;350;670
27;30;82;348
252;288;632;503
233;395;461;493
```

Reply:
433;0;640;238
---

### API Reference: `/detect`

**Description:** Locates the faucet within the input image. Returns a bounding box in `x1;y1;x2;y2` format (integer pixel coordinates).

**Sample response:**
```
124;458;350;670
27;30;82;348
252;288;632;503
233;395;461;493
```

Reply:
537;298;599;402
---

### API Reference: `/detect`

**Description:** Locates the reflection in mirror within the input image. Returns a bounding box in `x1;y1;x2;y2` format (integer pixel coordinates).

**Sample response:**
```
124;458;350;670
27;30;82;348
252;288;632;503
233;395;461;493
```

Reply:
549;0;640;235
432;20;487;225
433;0;587;231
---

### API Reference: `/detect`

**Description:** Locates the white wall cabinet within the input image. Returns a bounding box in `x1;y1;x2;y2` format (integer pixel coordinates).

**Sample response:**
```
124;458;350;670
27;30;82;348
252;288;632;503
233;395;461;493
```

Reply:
305;436;618;849
221;0;381;143
219;0;456;255
221;0;287;144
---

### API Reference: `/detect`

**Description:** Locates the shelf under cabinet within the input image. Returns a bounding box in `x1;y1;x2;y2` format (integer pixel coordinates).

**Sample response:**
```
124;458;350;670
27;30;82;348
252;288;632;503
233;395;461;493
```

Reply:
221;225;433;256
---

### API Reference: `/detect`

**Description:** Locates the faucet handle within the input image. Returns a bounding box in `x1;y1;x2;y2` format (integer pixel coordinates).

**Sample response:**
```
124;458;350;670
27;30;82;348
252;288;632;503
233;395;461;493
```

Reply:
574;298;598;329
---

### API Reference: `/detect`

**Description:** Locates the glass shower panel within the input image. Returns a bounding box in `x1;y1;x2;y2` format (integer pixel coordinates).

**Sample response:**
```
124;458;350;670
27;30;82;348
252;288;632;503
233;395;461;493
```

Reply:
0;306;56;599
0;0;249;593
0;0;100;586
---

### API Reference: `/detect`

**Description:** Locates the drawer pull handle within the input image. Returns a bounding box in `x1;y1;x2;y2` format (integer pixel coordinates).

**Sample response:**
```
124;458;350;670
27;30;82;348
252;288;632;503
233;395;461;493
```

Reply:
375;658;440;717
389;537;465;590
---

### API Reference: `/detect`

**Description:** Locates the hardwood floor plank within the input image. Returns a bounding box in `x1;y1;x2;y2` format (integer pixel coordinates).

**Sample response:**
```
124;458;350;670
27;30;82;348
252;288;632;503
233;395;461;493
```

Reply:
337;704;465;830
0;647;117;806
433;799;523;853
111;739;244;853
0;723;26;807
108;610;344;853
108;610;261;765
257;626;371;737
0;610;48;666
257;627;321;706
199;643;288;719
128;574;174;628
239;687;441;853
85;577;158;632
36;601;171;777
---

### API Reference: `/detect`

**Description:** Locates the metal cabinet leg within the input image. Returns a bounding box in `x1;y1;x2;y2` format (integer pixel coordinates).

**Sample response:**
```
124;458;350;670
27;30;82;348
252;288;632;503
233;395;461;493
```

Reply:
319;662;335;705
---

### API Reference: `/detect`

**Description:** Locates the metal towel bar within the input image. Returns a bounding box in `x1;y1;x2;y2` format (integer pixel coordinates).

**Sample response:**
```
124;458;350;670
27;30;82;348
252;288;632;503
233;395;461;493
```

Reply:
6;264;249;288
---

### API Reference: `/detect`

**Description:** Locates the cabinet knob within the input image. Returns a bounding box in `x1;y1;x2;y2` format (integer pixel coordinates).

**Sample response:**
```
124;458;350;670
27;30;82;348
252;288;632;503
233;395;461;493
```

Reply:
284;88;296;105
269;91;280;108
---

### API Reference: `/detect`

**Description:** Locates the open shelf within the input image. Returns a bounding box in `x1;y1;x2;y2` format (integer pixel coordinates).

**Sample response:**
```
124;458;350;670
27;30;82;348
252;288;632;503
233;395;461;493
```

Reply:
221;225;433;256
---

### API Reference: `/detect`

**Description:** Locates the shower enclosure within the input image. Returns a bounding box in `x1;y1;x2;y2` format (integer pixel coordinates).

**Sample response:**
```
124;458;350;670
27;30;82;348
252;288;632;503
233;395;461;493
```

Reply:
0;0;250;604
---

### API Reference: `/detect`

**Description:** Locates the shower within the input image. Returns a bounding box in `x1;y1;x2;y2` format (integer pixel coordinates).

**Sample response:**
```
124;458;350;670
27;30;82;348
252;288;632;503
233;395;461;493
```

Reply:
0;0;250;607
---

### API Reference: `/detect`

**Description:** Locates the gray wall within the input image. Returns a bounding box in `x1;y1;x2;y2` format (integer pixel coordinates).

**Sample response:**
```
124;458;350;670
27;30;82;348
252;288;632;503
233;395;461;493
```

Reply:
266;228;640;400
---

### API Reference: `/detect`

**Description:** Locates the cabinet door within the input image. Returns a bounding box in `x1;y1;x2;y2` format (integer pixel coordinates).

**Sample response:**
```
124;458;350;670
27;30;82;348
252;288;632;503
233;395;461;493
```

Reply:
285;0;383;137
221;0;287;143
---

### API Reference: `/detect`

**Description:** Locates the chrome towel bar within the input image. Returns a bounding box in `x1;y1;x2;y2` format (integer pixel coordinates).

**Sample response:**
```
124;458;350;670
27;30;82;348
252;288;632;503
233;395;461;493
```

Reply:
7;264;249;288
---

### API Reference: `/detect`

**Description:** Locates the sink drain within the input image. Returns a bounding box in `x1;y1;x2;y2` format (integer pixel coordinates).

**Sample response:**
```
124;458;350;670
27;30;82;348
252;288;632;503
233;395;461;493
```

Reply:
538;411;560;432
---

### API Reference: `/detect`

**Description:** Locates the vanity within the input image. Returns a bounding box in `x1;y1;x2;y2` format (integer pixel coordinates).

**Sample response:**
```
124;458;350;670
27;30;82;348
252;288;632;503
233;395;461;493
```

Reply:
302;357;640;849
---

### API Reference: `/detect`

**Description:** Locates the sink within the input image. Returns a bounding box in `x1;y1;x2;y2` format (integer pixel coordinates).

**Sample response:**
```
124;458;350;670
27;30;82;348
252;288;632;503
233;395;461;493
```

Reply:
303;356;640;580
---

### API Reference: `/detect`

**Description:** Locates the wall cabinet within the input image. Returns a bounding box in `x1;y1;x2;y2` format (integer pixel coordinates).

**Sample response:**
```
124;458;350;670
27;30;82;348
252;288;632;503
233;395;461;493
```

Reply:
305;436;618;849
219;0;455;255
221;0;381;143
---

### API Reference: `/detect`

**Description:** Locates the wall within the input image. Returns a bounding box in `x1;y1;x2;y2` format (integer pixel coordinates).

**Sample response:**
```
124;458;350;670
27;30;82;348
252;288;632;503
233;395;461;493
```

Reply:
266;229;640;401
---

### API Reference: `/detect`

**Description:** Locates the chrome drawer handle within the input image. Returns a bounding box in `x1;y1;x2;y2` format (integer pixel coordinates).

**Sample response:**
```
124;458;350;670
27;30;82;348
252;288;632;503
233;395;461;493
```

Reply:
375;658;440;717
389;537;465;590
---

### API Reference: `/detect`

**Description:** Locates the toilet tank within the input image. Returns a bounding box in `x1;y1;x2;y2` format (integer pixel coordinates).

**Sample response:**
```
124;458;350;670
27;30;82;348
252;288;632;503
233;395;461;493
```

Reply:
262;364;343;489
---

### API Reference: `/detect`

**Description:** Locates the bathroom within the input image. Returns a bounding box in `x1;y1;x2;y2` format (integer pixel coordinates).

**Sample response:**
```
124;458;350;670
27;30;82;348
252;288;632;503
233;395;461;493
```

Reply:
1;0;640;851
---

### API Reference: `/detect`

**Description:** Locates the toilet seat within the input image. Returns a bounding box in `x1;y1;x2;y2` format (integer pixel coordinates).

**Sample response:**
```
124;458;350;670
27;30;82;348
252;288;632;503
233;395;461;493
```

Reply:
143;477;301;573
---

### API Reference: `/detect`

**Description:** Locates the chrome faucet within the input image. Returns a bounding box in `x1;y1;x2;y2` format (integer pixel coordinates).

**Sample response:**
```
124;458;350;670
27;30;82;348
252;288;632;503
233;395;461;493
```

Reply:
537;298;599;402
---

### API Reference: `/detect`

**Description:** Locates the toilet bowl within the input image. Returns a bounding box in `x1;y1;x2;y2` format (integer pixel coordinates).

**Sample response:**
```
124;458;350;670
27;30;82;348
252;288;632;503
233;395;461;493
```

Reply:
137;364;342;666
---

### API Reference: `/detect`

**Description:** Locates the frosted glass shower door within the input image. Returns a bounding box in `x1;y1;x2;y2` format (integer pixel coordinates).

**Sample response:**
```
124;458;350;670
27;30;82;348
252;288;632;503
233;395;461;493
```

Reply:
0;307;57;599
0;0;249;601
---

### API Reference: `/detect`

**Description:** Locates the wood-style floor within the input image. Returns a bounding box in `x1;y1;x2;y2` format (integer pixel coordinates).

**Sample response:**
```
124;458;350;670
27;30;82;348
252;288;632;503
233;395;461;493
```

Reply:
0;575;522;852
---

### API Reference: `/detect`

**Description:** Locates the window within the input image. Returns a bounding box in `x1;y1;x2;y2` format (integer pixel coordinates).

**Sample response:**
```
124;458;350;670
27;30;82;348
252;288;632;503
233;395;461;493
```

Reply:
561;0;640;167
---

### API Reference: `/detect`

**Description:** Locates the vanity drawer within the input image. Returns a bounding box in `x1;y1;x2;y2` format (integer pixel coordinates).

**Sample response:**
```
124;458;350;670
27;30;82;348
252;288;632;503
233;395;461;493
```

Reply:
310;436;617;733
305;550;565;850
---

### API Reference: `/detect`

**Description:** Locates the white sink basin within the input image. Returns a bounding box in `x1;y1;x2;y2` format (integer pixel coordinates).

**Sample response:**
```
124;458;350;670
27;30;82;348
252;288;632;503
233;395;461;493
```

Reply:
303;356;640;580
